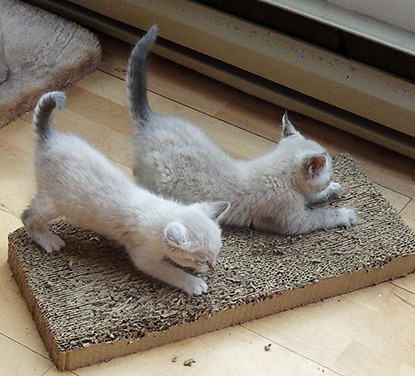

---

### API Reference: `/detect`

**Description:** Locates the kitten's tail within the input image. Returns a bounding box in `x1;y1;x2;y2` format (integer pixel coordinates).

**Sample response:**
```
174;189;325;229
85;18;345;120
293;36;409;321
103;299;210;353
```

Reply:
33;91;66;142
126;24;158;124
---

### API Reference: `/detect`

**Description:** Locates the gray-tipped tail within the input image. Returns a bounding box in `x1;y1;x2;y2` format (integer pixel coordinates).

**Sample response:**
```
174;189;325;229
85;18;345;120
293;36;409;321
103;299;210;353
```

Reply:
127;24;158;124
33;91;66;142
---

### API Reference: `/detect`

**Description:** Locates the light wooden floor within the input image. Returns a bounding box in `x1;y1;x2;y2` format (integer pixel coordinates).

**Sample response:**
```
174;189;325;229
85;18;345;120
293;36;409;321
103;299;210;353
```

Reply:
1;33;415;376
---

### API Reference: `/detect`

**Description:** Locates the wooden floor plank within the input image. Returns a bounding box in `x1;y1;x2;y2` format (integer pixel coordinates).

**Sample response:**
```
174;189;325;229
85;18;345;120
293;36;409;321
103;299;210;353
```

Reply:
374;184;411;213
42;365;79;376
390;270;415;295
99;33;233;116
243;282;415;376
0;334;52;376
75;326;339;376
0;209;53;359
72;71;276;159
0;119;36;217
42;366;78;376
0;209;22;281
0;277;51;358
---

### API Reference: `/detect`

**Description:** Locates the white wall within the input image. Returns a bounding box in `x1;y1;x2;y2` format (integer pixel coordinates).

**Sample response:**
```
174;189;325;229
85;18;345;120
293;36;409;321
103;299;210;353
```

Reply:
327;0;415;33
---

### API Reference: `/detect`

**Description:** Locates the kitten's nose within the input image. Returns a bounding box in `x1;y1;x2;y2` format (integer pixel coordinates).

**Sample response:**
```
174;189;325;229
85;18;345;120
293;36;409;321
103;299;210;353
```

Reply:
207;260;216;271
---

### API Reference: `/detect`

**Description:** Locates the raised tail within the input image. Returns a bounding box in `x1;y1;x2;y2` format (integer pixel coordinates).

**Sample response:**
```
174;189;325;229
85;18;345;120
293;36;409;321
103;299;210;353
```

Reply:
33;91;66;142
126;24;158;124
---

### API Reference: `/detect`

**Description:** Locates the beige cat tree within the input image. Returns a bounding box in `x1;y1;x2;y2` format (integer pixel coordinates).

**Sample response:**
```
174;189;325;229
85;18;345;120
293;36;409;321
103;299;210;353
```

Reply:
0;0;101;128
0;17;8;84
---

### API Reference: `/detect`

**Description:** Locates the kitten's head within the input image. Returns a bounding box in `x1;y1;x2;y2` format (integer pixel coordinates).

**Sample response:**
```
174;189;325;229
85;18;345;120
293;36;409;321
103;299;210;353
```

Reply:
163;201;230;272
279;111;333;196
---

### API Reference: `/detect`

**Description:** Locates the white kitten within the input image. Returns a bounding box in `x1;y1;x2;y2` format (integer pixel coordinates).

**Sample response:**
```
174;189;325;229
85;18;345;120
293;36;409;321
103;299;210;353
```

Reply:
127;26;357;236
21;91;230;295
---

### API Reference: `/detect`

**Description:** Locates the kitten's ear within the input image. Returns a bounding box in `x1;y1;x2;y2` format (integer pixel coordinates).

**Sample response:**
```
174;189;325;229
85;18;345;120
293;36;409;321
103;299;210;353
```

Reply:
197;201;231;222
281;110;298;138
164;222;189;248
307;154;327;176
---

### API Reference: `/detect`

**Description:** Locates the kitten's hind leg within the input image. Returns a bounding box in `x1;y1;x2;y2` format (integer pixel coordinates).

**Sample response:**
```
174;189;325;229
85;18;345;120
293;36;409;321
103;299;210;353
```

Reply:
21;195;65;253
290;206;356;235
307;182;342;205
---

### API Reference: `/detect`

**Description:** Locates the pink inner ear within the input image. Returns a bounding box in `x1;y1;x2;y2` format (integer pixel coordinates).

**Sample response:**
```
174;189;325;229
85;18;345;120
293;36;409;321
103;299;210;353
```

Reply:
308;155;327;174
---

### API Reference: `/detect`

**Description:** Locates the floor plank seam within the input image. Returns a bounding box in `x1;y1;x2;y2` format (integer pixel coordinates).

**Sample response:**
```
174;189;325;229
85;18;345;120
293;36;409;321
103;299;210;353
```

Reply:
0;332;51;362
40;363;80;376
0;206;21;220
388;280;415;296
399;197;413;214
375;183;412;201
391;291;415;309
240;325;343;375
40;365;55;376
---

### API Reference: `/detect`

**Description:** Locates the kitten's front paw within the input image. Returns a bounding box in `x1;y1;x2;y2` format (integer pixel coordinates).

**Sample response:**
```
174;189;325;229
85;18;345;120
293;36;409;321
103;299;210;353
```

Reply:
181;276;208;296
337;207;357;228
34;231;66;253
328;182;342;196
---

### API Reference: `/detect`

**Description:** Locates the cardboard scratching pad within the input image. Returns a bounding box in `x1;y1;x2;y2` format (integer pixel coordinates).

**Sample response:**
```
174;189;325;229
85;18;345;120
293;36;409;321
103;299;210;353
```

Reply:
8;155;415;371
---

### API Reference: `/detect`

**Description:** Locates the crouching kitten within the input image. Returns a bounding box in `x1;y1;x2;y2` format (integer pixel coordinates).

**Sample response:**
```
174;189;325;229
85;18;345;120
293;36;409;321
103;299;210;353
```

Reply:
21;91;230;295
127;25;357;236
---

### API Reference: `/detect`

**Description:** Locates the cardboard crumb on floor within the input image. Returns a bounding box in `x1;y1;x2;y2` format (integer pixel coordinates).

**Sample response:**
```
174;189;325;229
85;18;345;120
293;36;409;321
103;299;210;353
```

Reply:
183;359;195;367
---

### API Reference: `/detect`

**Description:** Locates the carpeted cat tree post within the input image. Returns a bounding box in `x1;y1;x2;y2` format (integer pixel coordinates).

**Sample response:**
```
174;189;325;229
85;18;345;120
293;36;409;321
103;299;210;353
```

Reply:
0;16;8;84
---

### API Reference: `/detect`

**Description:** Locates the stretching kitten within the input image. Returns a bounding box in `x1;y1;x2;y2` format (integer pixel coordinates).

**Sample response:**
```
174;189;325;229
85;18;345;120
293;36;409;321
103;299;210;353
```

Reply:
21;91;230;295
127;25;357;236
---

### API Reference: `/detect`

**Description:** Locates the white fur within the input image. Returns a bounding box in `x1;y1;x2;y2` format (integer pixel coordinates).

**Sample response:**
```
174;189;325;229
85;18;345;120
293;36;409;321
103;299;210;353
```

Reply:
22;92;230;295
131;111;357;235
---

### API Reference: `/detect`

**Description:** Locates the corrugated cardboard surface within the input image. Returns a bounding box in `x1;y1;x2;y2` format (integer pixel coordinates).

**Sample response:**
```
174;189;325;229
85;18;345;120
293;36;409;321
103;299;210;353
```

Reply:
8;155;415;370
